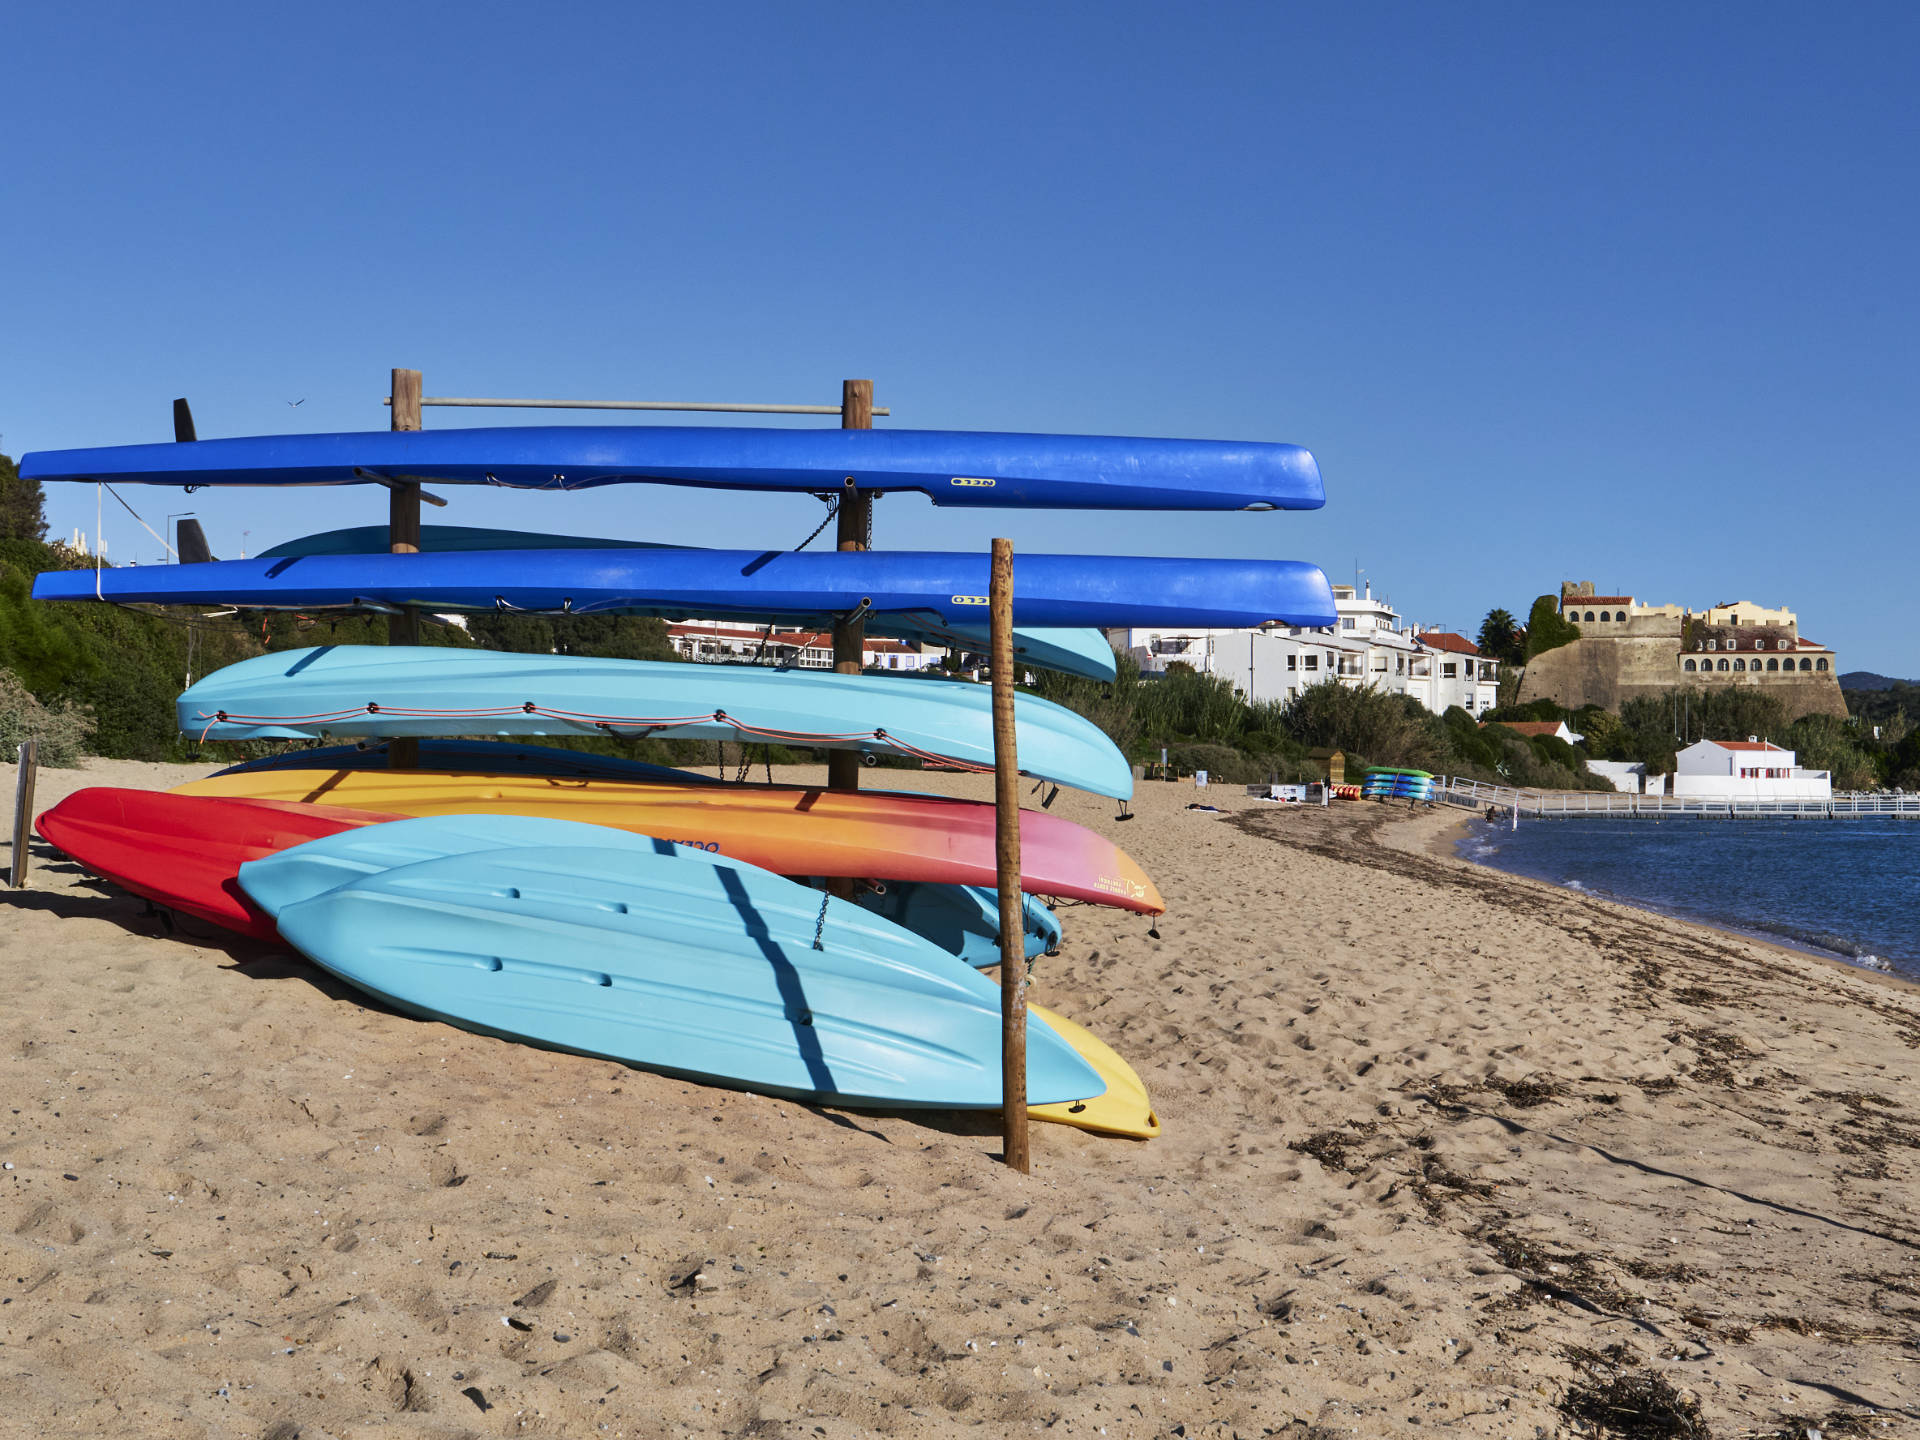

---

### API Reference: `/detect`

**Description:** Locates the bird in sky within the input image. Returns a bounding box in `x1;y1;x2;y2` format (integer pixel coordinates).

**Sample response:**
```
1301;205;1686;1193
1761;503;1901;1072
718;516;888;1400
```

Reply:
287;398;305;407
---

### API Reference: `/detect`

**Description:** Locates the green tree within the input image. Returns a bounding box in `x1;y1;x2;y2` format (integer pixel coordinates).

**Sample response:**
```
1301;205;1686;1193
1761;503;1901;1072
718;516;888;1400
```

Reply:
0;455;47;543
1523;595;1580;661
1476;608;1526;666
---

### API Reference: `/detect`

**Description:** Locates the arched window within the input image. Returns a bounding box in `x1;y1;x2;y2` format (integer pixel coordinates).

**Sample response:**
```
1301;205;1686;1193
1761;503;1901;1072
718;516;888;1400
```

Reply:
1766;658;1779;671
1816;658;1828;672
1615;611;1626;622
1734;658;1746;671
1683;658;1697;672
1583;610;1596;621
1598;611;1610;621
1799;658;1812;671
1718;659;1730;671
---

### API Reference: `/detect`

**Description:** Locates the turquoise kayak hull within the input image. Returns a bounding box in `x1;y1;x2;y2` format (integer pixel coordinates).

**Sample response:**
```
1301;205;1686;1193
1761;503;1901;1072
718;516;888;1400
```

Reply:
253;840;1105;1108
236;812;1059;970
180;645;1133;799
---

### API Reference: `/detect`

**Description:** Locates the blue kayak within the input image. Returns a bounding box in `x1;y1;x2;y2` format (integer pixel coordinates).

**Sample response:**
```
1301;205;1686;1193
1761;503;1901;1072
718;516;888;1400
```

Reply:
253;525;1118;682
20;425;1324;511
179;645;1136;799
245;837;1104;1108
827;880;1061;969
32;545;1338;632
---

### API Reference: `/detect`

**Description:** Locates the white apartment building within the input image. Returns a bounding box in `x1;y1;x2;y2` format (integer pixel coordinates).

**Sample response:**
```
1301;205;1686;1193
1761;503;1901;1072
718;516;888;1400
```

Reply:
1116;583;1500;714
1671;738;1831;801
666;620;935;672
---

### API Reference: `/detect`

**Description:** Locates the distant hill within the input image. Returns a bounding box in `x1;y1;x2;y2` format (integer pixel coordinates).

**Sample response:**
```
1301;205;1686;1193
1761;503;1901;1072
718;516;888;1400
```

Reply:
1842;671;1916;691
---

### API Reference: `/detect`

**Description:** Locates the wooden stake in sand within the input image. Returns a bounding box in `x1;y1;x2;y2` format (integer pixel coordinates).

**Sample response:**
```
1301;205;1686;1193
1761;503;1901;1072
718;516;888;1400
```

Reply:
387;368;423;770
827;379;874;795
9;739;38;890
991;538;1030;1174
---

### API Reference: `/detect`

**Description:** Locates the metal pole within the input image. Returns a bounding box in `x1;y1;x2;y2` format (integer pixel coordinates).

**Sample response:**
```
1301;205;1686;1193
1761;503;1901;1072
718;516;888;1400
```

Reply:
991;538;1030;1175
826;380;874;794
10;739;38;889
387;368;423;770
387;396;890;416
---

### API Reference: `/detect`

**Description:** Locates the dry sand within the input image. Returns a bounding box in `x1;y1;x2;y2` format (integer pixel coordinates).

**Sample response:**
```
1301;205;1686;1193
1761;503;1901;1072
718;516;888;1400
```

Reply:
2;757;1917;1439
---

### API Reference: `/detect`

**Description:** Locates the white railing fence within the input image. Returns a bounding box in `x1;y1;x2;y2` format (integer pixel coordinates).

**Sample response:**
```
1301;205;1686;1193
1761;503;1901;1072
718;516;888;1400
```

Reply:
1435;776;1920;819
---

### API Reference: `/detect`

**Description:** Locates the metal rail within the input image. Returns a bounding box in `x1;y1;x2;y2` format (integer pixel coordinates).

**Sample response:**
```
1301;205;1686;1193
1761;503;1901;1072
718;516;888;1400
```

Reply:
383;396;890;416
1435;776;1920;820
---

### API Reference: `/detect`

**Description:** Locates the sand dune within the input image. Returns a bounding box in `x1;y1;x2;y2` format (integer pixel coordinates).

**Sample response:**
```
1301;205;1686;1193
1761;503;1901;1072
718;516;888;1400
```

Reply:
3;757;1916;1437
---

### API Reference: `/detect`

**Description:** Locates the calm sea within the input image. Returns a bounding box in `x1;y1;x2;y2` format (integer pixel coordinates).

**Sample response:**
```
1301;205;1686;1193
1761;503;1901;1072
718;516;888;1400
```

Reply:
1458;815;1920;981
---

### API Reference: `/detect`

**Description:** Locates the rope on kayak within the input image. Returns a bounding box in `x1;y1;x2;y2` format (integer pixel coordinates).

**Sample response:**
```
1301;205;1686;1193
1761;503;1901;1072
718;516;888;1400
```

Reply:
187;701;997;777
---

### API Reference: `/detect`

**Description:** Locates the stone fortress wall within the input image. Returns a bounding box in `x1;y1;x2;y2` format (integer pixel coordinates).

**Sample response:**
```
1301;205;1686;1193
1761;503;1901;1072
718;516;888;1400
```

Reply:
1517;582;1847;720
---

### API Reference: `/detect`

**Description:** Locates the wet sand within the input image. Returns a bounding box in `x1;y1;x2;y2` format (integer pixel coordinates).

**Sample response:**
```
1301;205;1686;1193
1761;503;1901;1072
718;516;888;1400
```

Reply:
2;759;1917;1438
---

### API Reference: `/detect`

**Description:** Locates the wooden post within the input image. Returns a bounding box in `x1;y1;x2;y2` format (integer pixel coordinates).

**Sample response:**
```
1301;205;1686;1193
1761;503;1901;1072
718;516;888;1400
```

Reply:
990;538;1029;1174
9;739;38;889
388;368;423;769
826;379;874;793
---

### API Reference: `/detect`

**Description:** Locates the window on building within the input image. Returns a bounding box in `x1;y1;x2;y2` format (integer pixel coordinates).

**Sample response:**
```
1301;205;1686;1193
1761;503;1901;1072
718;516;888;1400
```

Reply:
1396;657;1405;674
1442;662;1458;678
1615;611;1626;622
1731;615;1739;626
1718;659;1730;671
1341;617;1355;629
1583;610;1596;621
1816;658;1828;671
1684;659;1697;672
1304;655;1318;671
1706;638;1717;650
1733;659;1746;671
1286;654;1297;671
1799;658;1812;671
1766;658;1778;671
1598;611;1610;621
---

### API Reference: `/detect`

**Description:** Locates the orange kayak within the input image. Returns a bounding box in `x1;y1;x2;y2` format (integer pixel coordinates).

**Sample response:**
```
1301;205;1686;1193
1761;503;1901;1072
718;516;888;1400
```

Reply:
172;767;1164;914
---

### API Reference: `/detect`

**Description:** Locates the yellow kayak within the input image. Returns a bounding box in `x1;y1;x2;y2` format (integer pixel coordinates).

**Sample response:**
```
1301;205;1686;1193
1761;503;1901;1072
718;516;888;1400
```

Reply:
1030;1004;1160;1139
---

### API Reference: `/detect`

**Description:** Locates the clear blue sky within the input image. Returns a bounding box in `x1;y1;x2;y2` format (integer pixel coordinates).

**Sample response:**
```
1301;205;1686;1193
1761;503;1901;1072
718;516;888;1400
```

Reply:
5;4;1915;673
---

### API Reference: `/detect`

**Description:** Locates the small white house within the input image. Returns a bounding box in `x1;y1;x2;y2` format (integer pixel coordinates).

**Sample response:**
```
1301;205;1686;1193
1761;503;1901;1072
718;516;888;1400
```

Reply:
1585;759;1648;793
1672;738;1831;801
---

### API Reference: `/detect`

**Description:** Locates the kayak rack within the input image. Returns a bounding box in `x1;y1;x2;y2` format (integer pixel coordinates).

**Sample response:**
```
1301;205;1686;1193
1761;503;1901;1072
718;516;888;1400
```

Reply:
383;395;891;417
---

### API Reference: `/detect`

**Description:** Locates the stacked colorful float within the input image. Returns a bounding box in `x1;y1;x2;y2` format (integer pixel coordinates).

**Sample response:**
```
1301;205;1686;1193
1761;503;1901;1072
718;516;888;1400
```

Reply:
25;419;1335;1139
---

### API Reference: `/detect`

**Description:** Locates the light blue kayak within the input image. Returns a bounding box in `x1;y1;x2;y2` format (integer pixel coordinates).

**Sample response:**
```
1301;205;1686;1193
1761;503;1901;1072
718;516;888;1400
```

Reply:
236;812;1058;969
253;525;1119;682
179;645;1135;799
247;839;1106;1108
215;737;716;785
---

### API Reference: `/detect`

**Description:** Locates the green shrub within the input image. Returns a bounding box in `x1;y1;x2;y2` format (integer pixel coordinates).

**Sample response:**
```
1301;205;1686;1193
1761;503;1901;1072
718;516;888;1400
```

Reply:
1523;595;1580;661
0;667;92;767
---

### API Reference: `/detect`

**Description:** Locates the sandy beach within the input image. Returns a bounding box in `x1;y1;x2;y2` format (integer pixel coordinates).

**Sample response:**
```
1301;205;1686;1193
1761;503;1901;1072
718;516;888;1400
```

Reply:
3;757;1917;1439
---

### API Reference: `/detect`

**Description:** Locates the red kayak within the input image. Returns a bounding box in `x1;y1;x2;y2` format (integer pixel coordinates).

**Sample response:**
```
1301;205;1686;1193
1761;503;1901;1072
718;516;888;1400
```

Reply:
37;788;404;940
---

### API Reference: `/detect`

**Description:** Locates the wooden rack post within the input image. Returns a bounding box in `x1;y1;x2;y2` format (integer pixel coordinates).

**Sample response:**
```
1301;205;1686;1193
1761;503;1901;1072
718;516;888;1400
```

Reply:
827;379;874;793
387;368;423;769
990;538;1029;1173
9;739;38;889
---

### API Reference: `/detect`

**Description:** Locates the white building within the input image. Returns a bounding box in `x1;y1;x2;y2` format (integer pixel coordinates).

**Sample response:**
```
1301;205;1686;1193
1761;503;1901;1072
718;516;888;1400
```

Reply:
1672;738;1831;801
666;621;935;672
1115;583;1500;715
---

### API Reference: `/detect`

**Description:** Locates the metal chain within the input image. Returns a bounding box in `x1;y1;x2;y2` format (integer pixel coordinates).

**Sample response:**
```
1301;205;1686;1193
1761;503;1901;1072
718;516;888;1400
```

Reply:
812;890;831;951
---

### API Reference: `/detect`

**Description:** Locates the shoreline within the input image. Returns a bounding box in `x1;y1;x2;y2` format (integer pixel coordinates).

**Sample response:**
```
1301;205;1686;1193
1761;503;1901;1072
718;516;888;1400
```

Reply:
1412;799;1920;998
5;760;1920;1437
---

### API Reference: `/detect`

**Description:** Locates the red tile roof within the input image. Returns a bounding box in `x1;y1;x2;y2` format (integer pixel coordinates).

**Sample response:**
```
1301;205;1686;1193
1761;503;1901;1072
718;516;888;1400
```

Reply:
1710;740;1786;752
1416;631;1482;655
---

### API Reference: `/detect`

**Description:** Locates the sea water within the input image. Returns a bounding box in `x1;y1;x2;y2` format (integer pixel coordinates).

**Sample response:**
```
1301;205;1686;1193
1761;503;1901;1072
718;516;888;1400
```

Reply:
1459;815;1920;981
